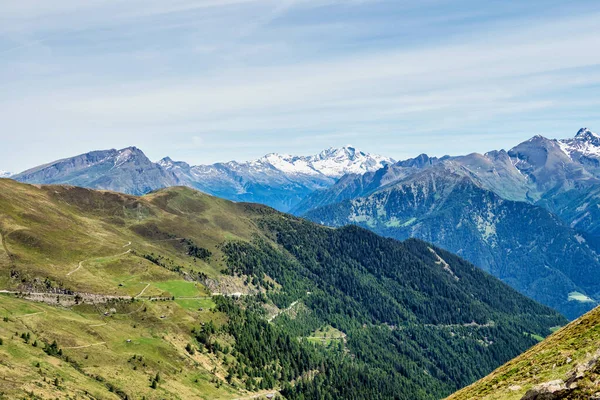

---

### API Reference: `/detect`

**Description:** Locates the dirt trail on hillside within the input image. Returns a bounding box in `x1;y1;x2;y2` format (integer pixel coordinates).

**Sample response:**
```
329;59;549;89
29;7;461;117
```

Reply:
268;300;299;322
66;248;132;277
135;283;150;298
64;341;106;349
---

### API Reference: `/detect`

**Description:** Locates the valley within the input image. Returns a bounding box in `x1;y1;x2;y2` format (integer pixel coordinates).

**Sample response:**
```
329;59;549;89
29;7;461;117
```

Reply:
10;129;600;322
3;2;600;398
0;179;566;399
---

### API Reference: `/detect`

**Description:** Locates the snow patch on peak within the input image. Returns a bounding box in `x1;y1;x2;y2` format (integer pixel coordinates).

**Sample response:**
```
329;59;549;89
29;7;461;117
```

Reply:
259;153;317;175
575;127;600;142
111;146;147;168
308;146;394;177
528;134;549;142
158;157;174;168
216;146;395;178
115;148;135;165
559;128;600;159
157;157;192;172
0;170;12;178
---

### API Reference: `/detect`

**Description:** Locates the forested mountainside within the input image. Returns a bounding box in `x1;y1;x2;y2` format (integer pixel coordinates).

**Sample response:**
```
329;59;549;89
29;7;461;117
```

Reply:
448;305;600;400
304;168;600;320
0;179;565;399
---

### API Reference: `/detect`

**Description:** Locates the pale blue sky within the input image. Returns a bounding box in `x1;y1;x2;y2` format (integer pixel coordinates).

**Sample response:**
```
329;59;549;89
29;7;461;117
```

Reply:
1;0;600;172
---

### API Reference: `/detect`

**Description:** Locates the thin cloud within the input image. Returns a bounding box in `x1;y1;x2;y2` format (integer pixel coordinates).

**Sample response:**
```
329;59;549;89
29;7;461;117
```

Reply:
1;1;600;171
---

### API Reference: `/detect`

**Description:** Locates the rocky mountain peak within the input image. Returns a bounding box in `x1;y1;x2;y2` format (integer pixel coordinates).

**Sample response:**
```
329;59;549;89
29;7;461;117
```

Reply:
307;146;394;177
315;145;360;160
158;157;175;168
574;127;600;144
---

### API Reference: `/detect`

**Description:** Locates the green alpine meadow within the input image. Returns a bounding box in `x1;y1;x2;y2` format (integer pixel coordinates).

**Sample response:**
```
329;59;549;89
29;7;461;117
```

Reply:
0;179;565;398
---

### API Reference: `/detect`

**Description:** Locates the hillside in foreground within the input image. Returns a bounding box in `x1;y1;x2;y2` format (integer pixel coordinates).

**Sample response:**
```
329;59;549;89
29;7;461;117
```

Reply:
448;305;600;400
0;179;566;399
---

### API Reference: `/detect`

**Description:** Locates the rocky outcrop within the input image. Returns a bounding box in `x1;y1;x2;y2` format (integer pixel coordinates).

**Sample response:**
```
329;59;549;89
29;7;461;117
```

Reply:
521;351;600;400
521;380;569;400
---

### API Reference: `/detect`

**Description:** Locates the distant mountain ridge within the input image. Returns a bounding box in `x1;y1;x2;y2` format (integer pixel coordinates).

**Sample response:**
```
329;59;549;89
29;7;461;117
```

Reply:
303;165;600;319
8;129;600;320
296;128;600;229
0;170;11;178
298;129;600;319
12;145;393;211
158;145;394;211
13;147;181;196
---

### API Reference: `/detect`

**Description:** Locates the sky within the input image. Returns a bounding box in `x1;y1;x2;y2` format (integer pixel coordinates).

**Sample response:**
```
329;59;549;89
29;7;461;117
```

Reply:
2;0;600;172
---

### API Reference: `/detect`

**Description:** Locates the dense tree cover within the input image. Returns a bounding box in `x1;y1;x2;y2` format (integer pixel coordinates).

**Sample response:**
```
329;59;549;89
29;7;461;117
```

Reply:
303;174;600;319
181;238;212;260
218;215;567;399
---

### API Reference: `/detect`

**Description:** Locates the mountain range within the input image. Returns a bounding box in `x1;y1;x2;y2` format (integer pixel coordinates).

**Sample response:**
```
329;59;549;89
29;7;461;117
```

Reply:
9;128;600;319
0;179;565;399
303;165;600;319
299;129;600;319
12;146;393;212
296;128;600;218
157;146;393;211
11;147;181;196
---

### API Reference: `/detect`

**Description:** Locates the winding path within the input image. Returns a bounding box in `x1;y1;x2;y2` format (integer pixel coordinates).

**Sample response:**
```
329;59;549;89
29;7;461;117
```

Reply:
64;341;106;349
66;248;132;277
17;311;46;318
268;300;299;322
134;283;151;299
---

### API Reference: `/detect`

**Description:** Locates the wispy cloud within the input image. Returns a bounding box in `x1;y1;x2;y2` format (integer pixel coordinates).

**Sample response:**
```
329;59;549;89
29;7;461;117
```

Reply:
1;0;600;171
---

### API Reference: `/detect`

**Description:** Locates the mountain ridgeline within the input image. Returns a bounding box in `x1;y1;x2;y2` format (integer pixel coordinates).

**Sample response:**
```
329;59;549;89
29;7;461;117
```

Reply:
13;146;393;212
0;179;565;399
8;128;600;321
448;303;600;400
303;167;600;320
300;129;600;319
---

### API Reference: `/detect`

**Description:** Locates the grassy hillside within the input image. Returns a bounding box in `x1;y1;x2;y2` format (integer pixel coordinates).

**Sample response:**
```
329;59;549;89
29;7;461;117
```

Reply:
0;180;271;399
0;293;237;399
0;179;567;399
447;305;600;400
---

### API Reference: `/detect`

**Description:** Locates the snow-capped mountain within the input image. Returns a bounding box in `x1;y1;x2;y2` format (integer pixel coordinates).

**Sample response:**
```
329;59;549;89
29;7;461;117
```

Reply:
0;170;12;178
558;127;600;161
298;129;600;319
13;145;392;212
170;145;393;179
157;146;393;211
306;146;395;177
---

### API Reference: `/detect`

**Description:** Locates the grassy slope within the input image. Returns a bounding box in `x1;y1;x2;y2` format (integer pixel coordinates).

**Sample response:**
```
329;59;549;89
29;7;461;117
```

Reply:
0;179;257;295
0;180;265;399
447;306;600;400
0;179;567;399
0;293;236;400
